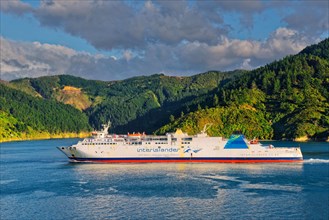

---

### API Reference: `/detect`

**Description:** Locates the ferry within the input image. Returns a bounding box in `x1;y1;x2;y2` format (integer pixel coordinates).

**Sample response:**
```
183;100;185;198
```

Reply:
57;124;303;163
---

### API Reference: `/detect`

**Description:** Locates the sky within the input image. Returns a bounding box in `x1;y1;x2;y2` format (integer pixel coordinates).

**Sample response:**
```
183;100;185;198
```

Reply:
0;0;328;81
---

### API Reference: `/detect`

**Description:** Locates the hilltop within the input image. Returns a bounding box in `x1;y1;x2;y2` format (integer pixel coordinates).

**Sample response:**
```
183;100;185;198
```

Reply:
157;38;329;141
1;38;328;141
7;71;242;133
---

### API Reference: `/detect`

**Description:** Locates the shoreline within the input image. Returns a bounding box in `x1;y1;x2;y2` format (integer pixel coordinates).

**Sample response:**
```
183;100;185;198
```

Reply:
1;133;328;143
0;132;91;143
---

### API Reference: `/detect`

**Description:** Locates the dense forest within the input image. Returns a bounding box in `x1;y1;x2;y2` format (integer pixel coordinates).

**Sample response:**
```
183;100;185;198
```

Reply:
0;83;91;141
8;71;241;132
157;38;329;140
1;38;328;141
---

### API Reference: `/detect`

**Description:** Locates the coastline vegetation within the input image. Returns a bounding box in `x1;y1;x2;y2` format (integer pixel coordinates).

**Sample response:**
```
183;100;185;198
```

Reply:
1;38;328;142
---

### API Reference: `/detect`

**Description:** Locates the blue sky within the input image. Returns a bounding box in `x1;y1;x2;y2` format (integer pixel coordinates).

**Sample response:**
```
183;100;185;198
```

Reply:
1;13;102;53
1;0;328;81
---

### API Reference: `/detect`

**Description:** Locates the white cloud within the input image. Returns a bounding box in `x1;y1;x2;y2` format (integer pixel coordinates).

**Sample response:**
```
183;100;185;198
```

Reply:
0;0;33;15
2;0;328;50
173;27;308;71
240;59;252;70
9;0;226;50
1;1;326;81
32;41;77;57
123;50;133;61
282;1;329;39
0;37;94;80
265;28;307;55
1;1;326;57
0;27;310;81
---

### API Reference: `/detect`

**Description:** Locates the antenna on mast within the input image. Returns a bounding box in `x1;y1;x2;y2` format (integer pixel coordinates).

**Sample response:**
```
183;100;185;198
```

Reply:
201;123;213;134
102;120;111;134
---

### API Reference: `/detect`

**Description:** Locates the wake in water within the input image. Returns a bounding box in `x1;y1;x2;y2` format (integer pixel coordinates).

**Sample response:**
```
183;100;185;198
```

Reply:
303;158;329;163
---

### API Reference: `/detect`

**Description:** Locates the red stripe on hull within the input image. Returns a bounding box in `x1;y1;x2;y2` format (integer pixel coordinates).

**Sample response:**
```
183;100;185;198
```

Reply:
70;159;303;163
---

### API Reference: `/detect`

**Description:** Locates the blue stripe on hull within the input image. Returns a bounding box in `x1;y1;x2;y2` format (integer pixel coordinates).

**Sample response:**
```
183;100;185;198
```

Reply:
68;157;303;162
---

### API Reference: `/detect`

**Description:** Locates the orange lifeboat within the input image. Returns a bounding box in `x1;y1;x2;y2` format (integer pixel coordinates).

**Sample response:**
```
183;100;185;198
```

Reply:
128;132;142;137
250;138;259;144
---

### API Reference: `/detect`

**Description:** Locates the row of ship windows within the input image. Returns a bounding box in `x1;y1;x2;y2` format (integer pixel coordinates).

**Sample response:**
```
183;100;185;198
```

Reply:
127;142;168;145
241;154;278;156
88;137;193;142
82;142;169;145
82;141;191;145
82;143;117;145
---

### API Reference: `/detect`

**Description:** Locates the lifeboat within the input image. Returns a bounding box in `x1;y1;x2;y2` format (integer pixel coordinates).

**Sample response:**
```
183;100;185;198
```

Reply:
249;138;259;144
128;132;142;137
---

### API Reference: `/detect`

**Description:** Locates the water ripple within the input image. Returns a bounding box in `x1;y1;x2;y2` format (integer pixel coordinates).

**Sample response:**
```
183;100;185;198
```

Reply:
303;158;329;163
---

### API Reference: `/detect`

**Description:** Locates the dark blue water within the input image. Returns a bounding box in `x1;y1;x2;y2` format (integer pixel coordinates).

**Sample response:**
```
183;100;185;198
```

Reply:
1;139;328;220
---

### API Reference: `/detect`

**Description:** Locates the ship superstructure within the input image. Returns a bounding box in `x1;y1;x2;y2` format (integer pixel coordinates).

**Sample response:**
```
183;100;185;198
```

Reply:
58;125;303;163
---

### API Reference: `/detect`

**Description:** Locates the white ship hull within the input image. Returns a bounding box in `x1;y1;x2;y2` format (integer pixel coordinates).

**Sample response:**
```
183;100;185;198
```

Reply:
58;129;303;163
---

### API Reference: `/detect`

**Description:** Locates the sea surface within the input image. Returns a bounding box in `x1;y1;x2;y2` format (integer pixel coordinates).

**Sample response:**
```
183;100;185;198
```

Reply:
0;139;328;220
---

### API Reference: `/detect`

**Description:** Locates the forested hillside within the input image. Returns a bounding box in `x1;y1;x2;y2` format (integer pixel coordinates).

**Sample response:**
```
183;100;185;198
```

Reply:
158;38;329;140
8;71;241;133
156;105;273;139
1;38;328;141
88;71;242;132
0;83;91;141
